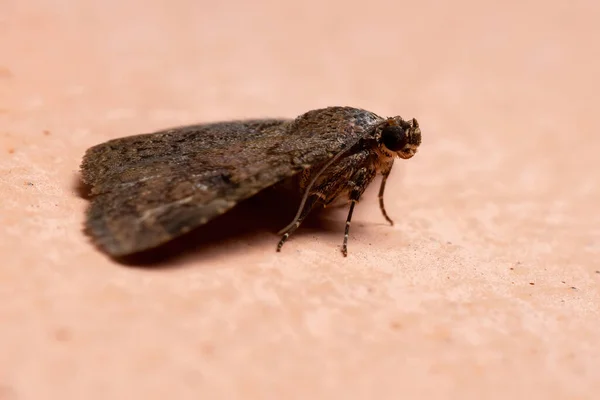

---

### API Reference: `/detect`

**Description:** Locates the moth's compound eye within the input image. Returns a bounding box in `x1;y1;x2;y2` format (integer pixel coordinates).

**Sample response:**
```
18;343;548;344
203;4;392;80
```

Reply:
381;125;408;152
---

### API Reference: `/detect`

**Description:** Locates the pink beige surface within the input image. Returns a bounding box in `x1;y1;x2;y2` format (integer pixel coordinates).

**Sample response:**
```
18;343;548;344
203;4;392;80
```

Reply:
1;1;599;399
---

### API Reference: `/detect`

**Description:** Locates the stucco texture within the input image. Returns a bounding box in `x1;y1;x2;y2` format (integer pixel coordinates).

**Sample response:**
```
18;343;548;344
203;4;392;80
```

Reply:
1;1;599;399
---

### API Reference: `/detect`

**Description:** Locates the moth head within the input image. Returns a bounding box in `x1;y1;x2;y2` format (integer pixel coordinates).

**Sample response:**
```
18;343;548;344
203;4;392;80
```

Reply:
379;117;421;159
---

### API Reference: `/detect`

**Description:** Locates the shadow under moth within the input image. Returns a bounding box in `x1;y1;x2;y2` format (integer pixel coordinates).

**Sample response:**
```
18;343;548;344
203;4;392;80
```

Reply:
80;106;422;258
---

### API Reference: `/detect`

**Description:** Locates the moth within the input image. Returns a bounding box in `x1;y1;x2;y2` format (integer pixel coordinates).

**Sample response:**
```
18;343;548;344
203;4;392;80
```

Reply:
80;106;421;258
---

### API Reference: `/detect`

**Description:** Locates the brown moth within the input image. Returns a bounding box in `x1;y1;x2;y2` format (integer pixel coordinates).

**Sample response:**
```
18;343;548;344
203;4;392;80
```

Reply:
80;106;421;258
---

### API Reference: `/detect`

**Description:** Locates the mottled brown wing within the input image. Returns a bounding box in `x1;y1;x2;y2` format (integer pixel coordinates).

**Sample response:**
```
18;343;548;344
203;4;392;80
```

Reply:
80;106;382;257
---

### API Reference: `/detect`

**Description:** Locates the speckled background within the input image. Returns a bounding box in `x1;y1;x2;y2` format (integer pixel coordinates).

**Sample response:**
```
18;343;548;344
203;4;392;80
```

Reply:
1;1;599;399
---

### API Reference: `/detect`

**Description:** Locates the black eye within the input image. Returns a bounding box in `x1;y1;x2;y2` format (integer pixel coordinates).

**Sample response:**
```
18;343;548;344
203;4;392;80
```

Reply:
381;125;407;151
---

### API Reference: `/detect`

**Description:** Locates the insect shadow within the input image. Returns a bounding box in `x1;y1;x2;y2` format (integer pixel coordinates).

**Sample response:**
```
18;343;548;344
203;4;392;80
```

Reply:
74;175;343;267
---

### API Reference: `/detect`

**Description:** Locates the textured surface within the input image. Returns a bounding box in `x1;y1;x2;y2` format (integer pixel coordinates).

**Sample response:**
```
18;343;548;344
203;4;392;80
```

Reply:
1;0;599;399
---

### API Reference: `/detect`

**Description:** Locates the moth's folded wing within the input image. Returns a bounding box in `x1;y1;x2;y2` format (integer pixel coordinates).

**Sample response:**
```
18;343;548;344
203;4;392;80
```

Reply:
80;110;379;257
81;124;306;257
273;106;382;163
83;166;233;257
83;160;311;257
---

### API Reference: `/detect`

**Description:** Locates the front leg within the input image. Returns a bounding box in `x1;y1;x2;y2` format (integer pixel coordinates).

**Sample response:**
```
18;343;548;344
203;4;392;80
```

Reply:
378;160;395;226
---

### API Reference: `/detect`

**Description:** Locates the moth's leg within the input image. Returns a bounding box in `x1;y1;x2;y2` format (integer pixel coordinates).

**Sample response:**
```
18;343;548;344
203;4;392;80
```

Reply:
276;194;320;252
378;162;395;226
341;200;357;257
342;167;375;257
378;172;394;226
